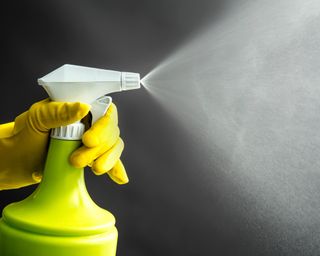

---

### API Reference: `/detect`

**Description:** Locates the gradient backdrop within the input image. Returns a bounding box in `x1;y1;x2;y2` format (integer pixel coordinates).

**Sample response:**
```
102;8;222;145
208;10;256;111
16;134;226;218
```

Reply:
0;1;315;256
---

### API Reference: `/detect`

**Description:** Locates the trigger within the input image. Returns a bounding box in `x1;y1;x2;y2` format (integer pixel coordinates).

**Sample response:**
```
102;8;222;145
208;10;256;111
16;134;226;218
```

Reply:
90;96;112;124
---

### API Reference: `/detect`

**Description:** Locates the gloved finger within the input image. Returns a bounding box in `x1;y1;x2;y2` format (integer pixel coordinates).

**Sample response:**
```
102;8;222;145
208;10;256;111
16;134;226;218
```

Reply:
70;127;119;168
82;103;118;148
0;122;14;138
107;159;129;185
28;99;90;132
91;138;124;175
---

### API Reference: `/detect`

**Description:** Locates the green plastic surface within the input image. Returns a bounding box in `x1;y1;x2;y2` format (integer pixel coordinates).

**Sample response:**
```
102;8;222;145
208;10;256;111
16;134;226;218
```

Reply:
0;138;117;256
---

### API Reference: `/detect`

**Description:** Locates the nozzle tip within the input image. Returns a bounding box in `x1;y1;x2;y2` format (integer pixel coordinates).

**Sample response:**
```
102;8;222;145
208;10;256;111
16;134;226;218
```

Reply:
121;72;141;91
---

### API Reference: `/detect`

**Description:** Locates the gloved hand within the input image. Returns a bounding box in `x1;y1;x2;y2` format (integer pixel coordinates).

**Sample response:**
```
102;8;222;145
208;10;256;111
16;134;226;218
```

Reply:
0;99;128;190
70;102;128;185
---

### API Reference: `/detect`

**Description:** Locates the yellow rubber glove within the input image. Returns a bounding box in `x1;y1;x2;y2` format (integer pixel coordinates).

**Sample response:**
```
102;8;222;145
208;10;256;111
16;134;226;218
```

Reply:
0;99;128;190
70;103;128;185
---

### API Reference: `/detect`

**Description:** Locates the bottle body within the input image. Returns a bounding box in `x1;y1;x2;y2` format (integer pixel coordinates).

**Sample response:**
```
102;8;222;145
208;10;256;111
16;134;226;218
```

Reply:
0;223;117;256
0;138;117;256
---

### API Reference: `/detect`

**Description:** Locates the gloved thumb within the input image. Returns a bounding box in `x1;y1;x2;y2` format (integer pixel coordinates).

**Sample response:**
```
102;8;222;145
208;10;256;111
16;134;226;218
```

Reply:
28;99;90;132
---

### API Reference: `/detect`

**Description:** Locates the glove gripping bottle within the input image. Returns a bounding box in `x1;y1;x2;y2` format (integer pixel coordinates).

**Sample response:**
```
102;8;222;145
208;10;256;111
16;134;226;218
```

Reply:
0;64;140;256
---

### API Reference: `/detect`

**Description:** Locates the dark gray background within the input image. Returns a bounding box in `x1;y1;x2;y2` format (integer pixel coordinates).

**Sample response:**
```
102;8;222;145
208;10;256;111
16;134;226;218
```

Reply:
0;1;315;255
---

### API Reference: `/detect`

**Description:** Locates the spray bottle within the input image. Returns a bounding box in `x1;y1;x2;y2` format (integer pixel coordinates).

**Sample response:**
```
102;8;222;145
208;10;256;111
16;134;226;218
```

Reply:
0;64;140;256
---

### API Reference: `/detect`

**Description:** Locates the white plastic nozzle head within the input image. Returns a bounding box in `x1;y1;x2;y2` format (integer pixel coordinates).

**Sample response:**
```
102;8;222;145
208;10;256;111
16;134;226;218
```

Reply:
37;64;140;140
38;64;141;103
121;72;141;91
38;64;124;103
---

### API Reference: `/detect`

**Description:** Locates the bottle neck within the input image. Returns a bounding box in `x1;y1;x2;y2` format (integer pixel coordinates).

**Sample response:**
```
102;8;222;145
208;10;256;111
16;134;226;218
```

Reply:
34;138;87;203
51;122;85;140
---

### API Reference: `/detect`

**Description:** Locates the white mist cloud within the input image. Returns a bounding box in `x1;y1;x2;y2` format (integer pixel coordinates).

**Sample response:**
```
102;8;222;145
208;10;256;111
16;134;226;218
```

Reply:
142;0;320;251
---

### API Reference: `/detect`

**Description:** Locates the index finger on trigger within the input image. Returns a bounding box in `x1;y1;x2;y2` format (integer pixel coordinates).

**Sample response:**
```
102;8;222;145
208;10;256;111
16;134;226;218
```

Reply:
82;103;119;148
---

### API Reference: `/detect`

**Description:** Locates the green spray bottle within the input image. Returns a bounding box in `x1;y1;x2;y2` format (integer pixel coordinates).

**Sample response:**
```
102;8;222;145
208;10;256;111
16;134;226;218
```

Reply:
0;64;140;256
